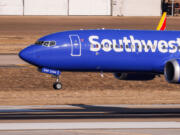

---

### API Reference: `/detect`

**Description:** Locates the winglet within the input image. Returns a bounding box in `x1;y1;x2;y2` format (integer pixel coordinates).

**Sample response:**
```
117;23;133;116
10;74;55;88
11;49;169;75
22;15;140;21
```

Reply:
157;12;167;31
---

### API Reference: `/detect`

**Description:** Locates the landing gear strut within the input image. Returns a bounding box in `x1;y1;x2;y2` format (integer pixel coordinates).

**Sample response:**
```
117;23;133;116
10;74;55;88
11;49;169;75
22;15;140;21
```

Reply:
53;75;62;90
40;67;62;90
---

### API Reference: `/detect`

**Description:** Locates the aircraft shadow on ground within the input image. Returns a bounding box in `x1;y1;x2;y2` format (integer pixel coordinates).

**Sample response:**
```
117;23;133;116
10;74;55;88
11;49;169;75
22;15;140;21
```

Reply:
0;104;180;120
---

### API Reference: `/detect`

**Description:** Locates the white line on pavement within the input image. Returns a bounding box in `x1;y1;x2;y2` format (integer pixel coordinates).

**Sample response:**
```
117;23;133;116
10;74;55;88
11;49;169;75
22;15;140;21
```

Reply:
0;122;180;130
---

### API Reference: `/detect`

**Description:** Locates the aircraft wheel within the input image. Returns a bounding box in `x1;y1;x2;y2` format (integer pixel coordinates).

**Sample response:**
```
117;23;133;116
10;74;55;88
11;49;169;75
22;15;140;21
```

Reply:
53;82;62;90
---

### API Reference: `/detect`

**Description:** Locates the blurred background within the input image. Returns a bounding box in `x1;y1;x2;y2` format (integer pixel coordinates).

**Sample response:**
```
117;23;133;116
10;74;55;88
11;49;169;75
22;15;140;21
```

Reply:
0;0;179;16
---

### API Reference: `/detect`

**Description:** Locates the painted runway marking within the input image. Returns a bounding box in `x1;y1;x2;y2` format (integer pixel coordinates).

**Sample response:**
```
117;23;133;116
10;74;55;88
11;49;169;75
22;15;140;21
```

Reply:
0;122;180;130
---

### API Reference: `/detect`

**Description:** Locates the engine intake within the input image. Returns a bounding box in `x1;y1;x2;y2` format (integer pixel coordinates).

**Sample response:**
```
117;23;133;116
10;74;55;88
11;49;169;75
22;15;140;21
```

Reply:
164;59;180;83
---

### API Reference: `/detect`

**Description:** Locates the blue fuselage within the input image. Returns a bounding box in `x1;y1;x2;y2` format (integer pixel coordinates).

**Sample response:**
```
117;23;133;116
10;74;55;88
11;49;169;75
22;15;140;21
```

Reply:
19;30;180;74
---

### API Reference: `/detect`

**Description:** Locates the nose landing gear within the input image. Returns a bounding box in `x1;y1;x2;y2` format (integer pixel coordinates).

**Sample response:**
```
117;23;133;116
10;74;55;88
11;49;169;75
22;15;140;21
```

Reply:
53;75;62;90
40;67;62;90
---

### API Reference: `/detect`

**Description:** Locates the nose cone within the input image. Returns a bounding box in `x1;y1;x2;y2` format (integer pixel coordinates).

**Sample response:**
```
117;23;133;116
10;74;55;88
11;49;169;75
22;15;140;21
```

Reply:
19;46;35;65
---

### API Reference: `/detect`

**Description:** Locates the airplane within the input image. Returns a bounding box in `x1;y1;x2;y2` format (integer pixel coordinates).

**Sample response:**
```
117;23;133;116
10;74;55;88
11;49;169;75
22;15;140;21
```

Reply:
19;12;180;90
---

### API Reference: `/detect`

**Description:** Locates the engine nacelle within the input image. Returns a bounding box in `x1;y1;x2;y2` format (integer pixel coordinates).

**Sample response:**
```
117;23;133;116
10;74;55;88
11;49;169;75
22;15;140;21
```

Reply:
114;73;155;81
114;73;128;80
164;59;180;83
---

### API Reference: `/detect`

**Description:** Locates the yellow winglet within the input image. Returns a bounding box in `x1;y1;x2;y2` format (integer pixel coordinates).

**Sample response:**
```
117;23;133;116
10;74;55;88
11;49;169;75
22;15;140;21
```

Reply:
157;12;167;31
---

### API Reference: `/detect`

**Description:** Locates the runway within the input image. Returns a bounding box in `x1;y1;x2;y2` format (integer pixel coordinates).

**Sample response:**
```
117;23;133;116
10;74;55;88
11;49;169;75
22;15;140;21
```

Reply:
1;122;180;130
0;105;180;126
0;104;180;135
1;129;180;135
1;104;180;122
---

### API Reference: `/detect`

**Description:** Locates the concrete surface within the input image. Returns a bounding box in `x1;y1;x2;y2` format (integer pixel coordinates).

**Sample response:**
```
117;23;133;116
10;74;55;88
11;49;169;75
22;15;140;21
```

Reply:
1;129;180;135
0;54;26;67
1;122;180;130
0;104;179;122
0;105;179;134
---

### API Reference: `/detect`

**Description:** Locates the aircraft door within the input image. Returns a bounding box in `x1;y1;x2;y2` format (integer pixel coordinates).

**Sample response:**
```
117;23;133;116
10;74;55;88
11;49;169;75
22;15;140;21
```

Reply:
69;35;81;56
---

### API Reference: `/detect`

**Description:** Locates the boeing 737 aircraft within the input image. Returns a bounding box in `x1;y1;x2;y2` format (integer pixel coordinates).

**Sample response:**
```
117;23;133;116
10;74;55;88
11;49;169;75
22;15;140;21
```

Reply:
19;13;179;90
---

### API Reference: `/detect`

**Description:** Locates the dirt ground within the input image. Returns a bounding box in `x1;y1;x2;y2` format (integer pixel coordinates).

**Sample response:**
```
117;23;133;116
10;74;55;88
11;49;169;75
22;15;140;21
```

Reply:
1;68;180;105
0;16;180;105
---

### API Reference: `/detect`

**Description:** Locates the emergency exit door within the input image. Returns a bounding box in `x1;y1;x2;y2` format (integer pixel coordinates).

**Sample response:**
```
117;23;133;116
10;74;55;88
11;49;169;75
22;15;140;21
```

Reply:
69;35;81;56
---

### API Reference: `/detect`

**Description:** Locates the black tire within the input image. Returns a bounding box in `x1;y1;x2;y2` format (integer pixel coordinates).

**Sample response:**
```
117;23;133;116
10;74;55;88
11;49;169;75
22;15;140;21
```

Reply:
53;82;62;90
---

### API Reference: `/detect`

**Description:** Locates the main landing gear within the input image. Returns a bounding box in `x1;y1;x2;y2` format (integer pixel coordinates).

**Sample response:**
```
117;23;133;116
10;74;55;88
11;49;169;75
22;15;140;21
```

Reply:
53;75;62;90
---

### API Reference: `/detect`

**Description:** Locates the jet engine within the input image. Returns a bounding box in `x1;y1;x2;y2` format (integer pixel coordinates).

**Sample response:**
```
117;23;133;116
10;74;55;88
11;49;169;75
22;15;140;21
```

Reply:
164;59;180;83
114;73;156;81
114;73;128;80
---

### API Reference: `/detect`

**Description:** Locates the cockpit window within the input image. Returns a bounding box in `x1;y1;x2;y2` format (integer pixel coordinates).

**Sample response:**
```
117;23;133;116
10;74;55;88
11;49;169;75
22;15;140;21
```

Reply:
43;41;49;46
35;41;44;45
35;40;56;47
50;41;56;46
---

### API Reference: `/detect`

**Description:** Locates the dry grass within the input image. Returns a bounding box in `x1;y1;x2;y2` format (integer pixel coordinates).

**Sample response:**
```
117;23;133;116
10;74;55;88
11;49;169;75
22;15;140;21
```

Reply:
0;68;180;105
